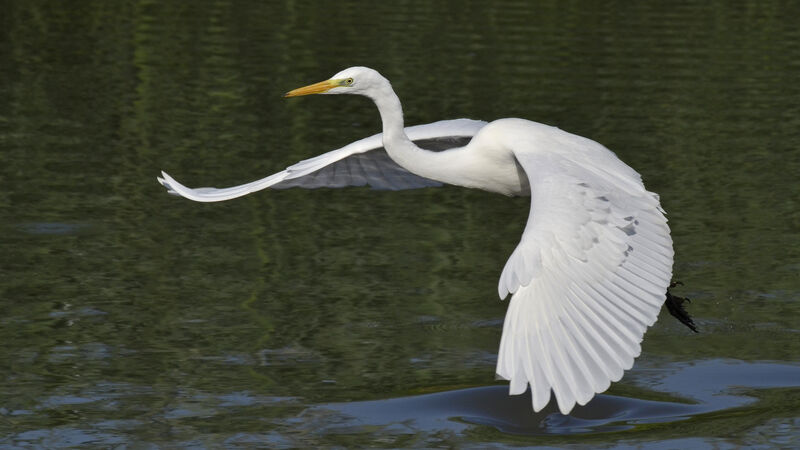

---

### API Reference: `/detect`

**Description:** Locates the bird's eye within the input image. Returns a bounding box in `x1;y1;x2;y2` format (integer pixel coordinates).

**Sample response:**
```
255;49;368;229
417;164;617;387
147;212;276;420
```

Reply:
345;78;354;85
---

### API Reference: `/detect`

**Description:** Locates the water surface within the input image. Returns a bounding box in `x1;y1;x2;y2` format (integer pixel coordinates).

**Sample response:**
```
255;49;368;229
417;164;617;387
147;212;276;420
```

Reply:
1;1;799;447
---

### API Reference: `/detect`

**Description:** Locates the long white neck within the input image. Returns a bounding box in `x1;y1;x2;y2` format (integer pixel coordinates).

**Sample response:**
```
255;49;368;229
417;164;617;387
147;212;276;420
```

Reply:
368;82;457;181
371;84;409;148
359;74;526;197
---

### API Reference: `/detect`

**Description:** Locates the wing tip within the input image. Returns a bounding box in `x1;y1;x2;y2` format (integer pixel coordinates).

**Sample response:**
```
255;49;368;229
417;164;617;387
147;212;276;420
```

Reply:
157;171;179;195
498;285;509;300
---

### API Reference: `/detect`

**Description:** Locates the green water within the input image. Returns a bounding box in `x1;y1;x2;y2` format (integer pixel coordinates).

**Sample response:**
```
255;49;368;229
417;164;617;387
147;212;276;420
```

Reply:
2;1;799;447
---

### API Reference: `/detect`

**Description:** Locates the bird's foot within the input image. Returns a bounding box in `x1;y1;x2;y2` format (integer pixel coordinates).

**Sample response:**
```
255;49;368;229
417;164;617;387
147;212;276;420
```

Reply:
665;281;698;333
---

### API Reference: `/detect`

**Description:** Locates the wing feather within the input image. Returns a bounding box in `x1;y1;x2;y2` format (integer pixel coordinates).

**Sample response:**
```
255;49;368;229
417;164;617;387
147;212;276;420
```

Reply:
158;119;486;202
496;149;673;415
559;293;613;393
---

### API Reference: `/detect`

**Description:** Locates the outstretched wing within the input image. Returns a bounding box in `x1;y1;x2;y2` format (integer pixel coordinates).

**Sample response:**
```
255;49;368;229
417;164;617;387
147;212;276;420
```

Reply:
158;119;486;202
495;148;673;415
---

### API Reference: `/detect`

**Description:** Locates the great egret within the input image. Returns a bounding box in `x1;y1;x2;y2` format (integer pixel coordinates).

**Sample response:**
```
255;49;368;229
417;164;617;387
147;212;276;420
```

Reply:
158;66;681;415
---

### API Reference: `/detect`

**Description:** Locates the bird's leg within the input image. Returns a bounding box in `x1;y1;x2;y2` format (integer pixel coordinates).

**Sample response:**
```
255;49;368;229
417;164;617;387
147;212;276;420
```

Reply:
664;281;698;333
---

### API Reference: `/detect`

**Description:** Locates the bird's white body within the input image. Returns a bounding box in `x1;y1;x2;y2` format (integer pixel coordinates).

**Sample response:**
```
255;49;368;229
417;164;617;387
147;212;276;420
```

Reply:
158;67;673;415
412;119;531;196
439;117;643;197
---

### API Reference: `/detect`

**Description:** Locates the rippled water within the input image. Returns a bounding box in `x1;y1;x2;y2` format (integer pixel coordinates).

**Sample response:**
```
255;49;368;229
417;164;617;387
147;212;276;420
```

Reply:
1;1;799;448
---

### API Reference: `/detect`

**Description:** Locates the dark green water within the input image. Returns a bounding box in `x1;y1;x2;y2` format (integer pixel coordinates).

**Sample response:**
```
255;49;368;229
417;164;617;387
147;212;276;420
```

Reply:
2;1;799;447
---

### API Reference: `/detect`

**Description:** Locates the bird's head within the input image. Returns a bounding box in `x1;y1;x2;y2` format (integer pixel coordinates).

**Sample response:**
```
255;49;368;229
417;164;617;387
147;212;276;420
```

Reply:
284;66;387;99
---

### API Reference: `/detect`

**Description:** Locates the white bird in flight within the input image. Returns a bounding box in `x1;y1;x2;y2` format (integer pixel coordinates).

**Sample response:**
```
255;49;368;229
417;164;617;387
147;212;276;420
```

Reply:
158;66;679;415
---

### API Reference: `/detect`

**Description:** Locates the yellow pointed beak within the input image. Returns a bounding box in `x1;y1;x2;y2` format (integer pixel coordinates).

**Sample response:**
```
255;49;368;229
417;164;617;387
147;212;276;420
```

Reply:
284;79;339;97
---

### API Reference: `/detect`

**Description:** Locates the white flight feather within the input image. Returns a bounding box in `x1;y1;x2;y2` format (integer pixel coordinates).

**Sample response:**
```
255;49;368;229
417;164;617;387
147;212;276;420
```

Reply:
158;119;486;202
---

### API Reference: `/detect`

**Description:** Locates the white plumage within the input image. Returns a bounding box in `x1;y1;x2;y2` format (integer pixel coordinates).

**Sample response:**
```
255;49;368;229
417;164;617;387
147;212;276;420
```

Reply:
158;119;484;200
158;67;673;415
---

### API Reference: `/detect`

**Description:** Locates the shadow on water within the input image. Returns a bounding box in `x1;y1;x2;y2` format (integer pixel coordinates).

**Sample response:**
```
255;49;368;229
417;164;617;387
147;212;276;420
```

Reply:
302;360;800;437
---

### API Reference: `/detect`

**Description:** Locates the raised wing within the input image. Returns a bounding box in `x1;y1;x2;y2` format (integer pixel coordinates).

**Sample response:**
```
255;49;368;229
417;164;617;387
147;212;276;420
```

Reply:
495;150;673;415
158;119;486;202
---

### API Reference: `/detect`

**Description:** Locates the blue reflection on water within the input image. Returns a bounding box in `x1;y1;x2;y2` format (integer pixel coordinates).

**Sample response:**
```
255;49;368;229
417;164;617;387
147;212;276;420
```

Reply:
305;359;800;436
18;222;88;235
2;359;798;446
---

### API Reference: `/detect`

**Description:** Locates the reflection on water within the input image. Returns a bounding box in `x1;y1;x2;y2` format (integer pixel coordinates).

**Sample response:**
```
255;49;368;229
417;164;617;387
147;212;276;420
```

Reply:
1;0;799;447
18;223;89;235
2;360;798;447
307;360;800;442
